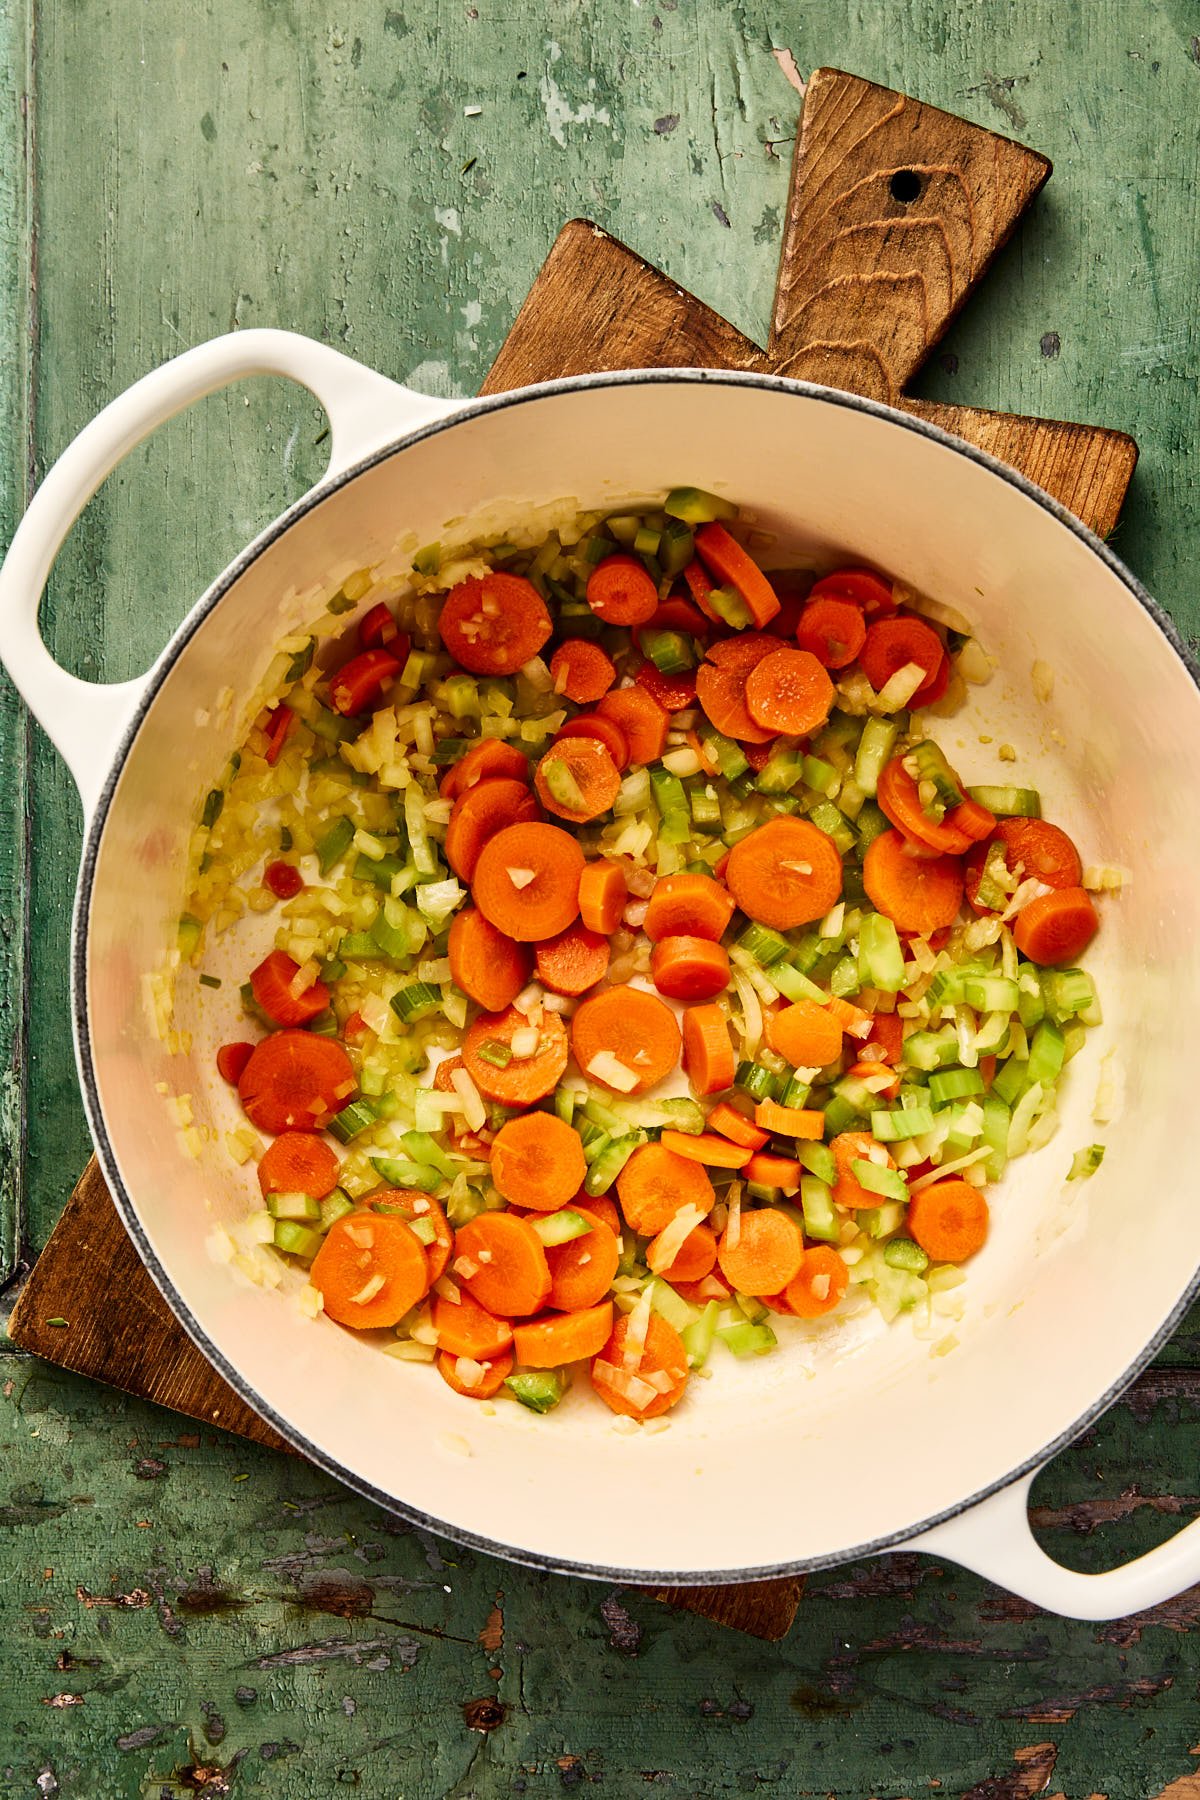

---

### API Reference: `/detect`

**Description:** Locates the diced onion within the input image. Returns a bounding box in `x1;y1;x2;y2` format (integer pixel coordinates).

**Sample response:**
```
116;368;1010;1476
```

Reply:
725;1183;742;1250
510;1026;540;1059
349;1273;385;1305
586;1051;638;1093
646;1204;706;1273
344;1222;375;1250
622;1286;654;1370
434;1275;462;1304
454;1356;488;1389
450;1065;487;1132
507;867;536;890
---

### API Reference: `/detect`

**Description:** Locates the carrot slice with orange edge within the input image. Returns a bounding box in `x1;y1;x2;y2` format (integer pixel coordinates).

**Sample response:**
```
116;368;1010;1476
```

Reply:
461;1005;569;1105
706;1101;769;1151
513;1301;614;1368
964;817;1082;912
549;639;616;704
1012;886;1099;965
860;615;945;704
591;1311;690;1418
571;987;681;1094
437;1348;514;1398
693;522;781;627
454;1212;551;1317
545;1205;621;1312
439;738;529;801
437;571;552;675
555;710;630;770
250;949;329;1028
578;859;627;935
717;1207;805;1297
448;907;533;1014
863;829;964;935
257;1132;340;1200
616;1142;715;1235
907;1179;990;1262
490;1112;587;1212
783;1246;850;1317
650;936;731;1002
726;817;843;929
659;1128;752;1169
796;596;866;670
471;821;584;942
534;737;621;823
744;648;834;736
643;871;735;943
432;1288;514;1360
445;778;541;882
535;922;610;996
743;1151;804;1190
311;1212;429;1329
371;1189;454;1286
876;756;973;853
595;686;670;763
764;996;844;1069
754;1099;825;1139
695;634;783;744
238;1031;356;1135
586;553;659;626
681;1003;736;1097
831;1131;898;1209
650;1220;718;1283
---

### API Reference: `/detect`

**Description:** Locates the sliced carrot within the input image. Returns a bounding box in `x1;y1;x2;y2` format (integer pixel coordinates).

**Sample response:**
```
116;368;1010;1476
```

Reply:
859;615;945;703
535;922;611;996
825;994;873;1039
726;817;843;929
359;601;406;653
846;1060;901;1100
671;1271;732;1307
651;936;731;1003
686;728;720;776
809;566;897;616
795;596;867;670
576;1193;620;1237
907;1178;990;1262
455;1211;552;1317
765;997;843;1069
311;1212;429;1329
743;1151;803;1191
433;1288;515;1360
585;553;658;626
257;1132;340;1200
571;987;681;1094
329;648;402;716
490;1112;587;1212
695;634;783;744
784;1245;850;1317
461;1005;569;1105
445;778;541;882
217;1041;255;1086
831;1131;897;1209
717;1207;805;1296
371;1189;454;1285
555;711;630;770
250;949;330;1028
945;796;996;844
238;1030;355;1135
965;818;1083;912
915;651;950;707
534;737;621;824
616;1142;715;1235
264;704;295;765
439;739;530;801
659;1129;752;1169
437;1348;514;1398
682;557;724;625
634;660;697;713
433;1055;465;1094
864;829;964;935
448;907;533;1013
438;571;552;676
549;639;616;704
694;522;781;627
652;1220;718;1283
1012;886;1099;965
545;1205;621;1312
860;1012;905;1063
591;1311;690;1418
706;1101;769;1151
578;859;628;935
745;648;834;736
513;1301;614;1368
754;1099;825;1139
681;1003;736;1097
638;596;710;643
596;686;670;763
644;871;735;943
876;756;973;854
471;821;585;942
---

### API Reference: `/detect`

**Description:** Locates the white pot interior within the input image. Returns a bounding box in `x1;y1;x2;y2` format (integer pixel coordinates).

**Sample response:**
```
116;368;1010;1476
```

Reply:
79;376;1200;1578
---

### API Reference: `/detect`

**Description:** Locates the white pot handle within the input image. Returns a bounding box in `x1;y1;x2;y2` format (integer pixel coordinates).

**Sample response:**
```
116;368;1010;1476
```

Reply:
0;328;462;818
911;1466;1200;1619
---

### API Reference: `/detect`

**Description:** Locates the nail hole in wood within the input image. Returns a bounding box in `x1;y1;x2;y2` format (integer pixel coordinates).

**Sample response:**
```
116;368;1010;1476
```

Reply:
889;169;923;204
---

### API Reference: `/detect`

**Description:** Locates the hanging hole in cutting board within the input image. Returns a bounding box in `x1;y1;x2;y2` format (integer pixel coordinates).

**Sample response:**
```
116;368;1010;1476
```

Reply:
889;168;924;204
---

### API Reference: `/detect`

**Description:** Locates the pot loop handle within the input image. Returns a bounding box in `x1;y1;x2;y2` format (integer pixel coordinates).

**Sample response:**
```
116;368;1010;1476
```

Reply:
911;1467;1200;1620
0;328;461;818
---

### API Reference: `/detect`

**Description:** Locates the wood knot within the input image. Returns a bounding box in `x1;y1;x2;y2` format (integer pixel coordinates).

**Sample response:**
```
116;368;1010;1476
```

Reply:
463;1696;508;1733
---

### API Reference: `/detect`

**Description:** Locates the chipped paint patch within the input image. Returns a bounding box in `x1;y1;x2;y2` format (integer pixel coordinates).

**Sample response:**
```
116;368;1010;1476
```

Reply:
771;46;806;96
540;41;613;148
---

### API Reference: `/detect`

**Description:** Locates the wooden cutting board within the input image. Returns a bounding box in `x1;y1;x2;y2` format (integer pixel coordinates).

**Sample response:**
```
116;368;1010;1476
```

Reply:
7;68;1137;1642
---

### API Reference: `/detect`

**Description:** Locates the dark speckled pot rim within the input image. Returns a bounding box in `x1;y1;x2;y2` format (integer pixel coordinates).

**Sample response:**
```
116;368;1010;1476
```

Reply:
69;366;1200;1585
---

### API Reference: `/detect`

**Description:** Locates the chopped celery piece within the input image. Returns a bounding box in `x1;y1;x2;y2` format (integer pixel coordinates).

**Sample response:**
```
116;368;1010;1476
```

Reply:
285;639;314;681
177;914;202;958
412;542;441;576
734;1292;769;1325
650;767;691;844
800;1174;839;1241
851;1159;909;1202
737;922;793;967
857;912;905;992
329;1098;379;1144
908;739;964;812
338;930;385;961
649;1280;700;1334
505;1371;565;1413
266;1191;322;1222
706;585;753;629
643;630;694;674
771;962;826;1003
926;963;988;1007
963;974;1019;1013
543;755;590;814
399;1131;456;1177
658;518;695;577
1026;1018;1065;1086
1067;1143;1105;1180
807;800;856;856
715;1319;777;1358
822;1095;863;1136
780;1072;812;1110
391;981;441;1023
802;753;838;795
854;717;899;797
445;1184;489;1228
755;746;807;795
578;1121;609;1158
476;1040;513;1070
901;1026;958;1071
735;1061;782;1102
991;1057;1029;1108
273;1220;323;1259
554;1087;579;1127
871;1104;935;1141
681;1300;720;1369
615;1095;706;1135
309;704;355;744
370;1156;442;1193
531;1209;591;1247
664;486;737;524
884;1237;929;1273
441;673;482;720
855;800;891;853
829;954;861;998
371;902;418;962
966;784;1042;818
928;1067;986;1105
353;851;407;890
583;1094;627;1133
797;1140;837;1184
404;782;437;876
633;526;661;558
688;784;722;827
606;514;642;544
1042;968;1097;1023
317;816;355;875
201;787;224;829
700;726;750;781
1017;970;1046;1030
585;1131;645;1194
979;1094;1010;1177
863;1200;905;1239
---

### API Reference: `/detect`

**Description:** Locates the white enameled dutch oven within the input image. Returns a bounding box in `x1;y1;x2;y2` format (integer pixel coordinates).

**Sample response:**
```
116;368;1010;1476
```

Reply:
2;329;1198;1619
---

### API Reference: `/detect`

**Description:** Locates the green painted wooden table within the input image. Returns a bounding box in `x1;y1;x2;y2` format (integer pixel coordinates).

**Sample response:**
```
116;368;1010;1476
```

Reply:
2;3;1200;1794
